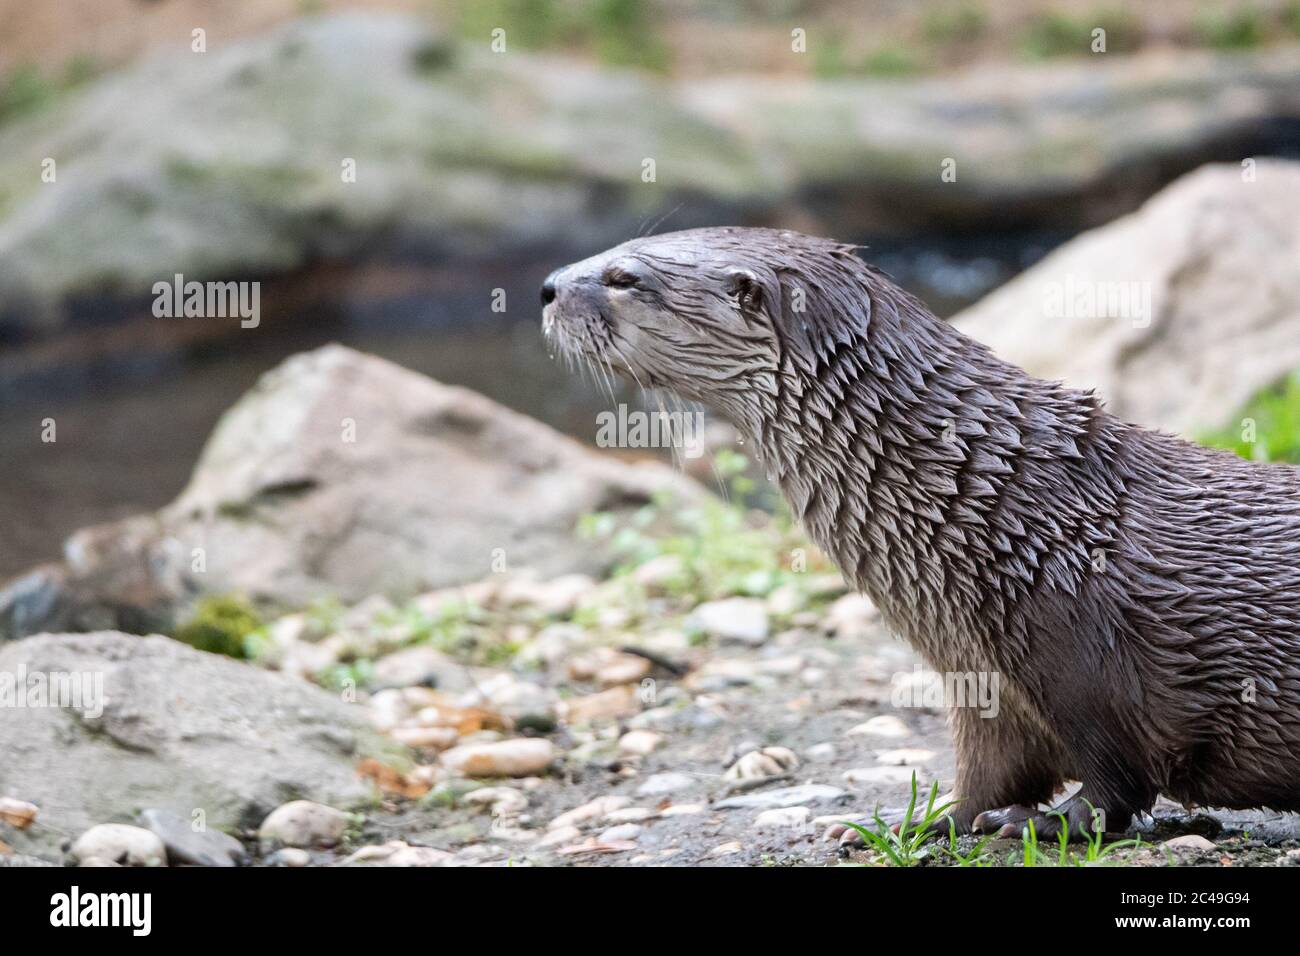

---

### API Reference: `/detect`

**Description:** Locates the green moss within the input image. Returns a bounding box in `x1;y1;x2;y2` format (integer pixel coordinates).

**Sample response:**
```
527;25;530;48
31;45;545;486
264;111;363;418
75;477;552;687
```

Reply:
63;55;101;89
0;64;59;125
454;0;567;50
412;38;457;74
587;0;670;72
173;596;265;659
1200;370;1300;463
1196;9;1267;50
861;46;922;76
922;4;988;44
812;37;851;78
1018;10;1141;60
0;56;104;127
450;0;669;72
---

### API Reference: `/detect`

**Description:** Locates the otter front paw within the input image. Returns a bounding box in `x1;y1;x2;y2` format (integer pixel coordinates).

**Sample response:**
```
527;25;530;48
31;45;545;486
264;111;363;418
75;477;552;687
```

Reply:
974;796;1106;842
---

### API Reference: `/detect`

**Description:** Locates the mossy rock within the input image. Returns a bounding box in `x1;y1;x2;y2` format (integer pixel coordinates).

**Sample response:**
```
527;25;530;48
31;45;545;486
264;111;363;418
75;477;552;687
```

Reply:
173;595;264;658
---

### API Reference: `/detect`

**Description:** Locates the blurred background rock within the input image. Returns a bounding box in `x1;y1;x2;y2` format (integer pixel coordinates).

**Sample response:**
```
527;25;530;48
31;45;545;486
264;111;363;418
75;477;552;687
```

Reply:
2;0;1300;581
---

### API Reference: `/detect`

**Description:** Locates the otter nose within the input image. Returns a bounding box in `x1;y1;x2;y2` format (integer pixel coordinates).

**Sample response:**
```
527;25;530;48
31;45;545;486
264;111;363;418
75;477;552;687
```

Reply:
540;272;559;306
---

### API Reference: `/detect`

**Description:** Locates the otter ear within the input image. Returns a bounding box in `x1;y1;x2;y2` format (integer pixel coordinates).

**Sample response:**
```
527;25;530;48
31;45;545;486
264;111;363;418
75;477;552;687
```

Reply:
725;269;762;312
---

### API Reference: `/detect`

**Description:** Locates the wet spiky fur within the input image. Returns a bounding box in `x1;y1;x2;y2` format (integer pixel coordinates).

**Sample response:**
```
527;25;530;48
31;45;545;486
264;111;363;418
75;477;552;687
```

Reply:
544;226;1300;835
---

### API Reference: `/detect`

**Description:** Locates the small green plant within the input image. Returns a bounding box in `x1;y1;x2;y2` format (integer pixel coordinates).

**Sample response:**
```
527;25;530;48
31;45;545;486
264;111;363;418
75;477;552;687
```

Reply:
319;659;375;693
580;451;830;608
173;595;264;658
840;773;957;866
1014;807;1147;866
936;826;993;866
1200;370;1300;463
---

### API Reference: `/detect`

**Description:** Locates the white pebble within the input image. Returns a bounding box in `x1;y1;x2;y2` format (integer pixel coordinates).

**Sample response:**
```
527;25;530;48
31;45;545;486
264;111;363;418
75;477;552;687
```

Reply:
69;824;167;867
258;801;351;849
755;806;811;828
847;715;911;739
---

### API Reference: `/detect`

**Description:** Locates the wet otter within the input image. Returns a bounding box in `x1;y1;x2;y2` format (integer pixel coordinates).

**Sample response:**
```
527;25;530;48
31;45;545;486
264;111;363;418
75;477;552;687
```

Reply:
542;226;1300;840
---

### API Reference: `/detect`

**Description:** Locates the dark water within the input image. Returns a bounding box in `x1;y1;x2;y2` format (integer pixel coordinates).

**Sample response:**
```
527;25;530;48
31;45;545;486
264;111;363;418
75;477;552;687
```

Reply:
0;230;1064;579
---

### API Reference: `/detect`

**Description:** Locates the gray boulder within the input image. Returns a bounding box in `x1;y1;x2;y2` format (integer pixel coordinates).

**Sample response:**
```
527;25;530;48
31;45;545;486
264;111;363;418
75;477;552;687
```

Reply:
0;631;387;860
0;344;700;638
954;160;1300;437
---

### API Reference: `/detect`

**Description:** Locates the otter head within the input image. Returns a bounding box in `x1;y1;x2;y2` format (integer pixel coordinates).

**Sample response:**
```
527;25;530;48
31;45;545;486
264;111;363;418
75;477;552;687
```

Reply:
541;226;872;436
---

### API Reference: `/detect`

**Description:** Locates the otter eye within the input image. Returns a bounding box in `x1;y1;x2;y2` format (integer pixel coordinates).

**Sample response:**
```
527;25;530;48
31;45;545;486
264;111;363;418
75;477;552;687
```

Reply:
603;269;640;290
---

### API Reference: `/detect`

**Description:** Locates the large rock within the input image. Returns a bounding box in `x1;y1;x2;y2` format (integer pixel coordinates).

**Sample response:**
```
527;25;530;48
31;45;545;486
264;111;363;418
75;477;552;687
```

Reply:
2;12;1298;332
954;160;1300;437
0;345;700;638
0;632;388;860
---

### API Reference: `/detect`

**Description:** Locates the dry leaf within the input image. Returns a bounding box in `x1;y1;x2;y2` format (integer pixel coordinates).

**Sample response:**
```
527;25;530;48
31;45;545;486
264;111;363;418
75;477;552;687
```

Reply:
0;798;38;830
358;758;432;799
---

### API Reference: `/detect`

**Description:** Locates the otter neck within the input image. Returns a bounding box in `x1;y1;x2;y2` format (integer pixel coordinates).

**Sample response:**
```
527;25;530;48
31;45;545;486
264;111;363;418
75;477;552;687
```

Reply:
747;286;1120;668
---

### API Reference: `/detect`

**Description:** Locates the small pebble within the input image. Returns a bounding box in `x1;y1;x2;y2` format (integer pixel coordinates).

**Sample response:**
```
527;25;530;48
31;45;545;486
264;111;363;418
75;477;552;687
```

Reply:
875;748;936;765
755;806;810;829
600;823;643;843
538;826;582;847
1162;834;1218;852
604;806;656;824
266;848;312;867
258;801;352;849
440;738;555;778
549;796;632;829
69;824;167;867
637;772;697;796
462;787;529;817
725;746;799;781
847;715;911;739
843;766;917;785
618;730;664;756
685;598;770;646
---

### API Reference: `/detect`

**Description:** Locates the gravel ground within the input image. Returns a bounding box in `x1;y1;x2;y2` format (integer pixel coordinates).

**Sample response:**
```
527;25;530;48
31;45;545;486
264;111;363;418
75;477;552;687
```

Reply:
244;568;1300;868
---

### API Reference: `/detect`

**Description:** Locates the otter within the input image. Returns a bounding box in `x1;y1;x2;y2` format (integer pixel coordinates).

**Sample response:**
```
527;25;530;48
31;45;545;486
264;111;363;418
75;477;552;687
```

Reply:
541;226;1300;841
